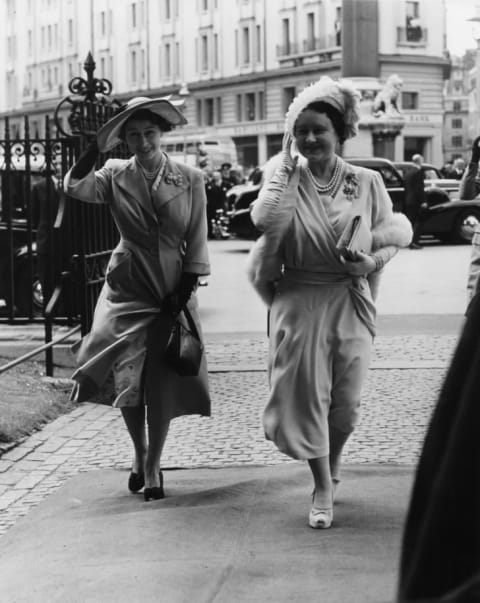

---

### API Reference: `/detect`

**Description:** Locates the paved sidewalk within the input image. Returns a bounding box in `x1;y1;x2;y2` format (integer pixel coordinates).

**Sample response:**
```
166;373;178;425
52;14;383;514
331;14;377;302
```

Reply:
0;327;461;602
0;331;457;537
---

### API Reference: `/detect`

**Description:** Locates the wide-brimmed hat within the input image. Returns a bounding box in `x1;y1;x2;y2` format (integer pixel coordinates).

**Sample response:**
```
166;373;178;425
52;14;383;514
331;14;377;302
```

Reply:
97;96;187;152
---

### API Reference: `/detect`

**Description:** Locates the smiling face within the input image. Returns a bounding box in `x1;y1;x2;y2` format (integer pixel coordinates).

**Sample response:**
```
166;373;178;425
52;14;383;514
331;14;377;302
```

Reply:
124;118;163;161
293;109;339;163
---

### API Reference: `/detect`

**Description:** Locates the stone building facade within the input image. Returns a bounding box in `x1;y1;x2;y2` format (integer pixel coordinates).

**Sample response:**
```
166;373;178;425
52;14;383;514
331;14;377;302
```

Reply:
1;0;451;168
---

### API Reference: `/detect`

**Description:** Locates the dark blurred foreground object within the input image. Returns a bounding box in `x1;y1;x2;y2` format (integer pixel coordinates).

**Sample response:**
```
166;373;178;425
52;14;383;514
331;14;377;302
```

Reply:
397;292;480;602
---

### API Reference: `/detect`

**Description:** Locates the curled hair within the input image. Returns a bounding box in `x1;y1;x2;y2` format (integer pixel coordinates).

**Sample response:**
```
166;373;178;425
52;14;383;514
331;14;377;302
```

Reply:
119;109;174;139
297;101;346;143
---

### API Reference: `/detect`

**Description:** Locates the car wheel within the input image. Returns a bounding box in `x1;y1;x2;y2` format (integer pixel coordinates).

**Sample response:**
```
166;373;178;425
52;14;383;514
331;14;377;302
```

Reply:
14;267;44;317
454;210;480;243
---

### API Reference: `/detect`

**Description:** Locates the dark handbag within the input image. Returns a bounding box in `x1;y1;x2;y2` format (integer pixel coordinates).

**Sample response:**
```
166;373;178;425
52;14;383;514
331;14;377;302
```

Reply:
164;306;204;377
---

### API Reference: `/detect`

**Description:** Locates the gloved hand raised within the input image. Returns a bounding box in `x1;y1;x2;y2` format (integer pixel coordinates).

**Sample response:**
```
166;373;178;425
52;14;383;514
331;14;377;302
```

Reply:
471;135;480;164
280;132;298;176
70;139;99;179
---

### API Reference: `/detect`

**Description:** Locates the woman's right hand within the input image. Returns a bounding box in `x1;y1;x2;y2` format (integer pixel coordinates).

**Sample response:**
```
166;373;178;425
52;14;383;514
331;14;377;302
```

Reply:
280;132;298;175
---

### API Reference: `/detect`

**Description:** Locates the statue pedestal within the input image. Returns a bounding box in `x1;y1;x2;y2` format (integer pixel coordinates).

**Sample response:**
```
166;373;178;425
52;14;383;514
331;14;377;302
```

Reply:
342;76;406;160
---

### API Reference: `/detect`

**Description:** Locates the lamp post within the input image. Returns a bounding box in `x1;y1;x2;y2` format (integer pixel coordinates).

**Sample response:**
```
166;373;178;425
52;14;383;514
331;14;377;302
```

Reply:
177;82;190;164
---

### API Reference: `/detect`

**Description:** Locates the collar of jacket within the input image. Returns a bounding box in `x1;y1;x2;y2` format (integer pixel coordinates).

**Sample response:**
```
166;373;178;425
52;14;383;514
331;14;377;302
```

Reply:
113;155;190;212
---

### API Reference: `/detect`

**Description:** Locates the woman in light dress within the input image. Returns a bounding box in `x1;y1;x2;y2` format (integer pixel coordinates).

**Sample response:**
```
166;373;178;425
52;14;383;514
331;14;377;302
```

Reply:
64;97;210;501
247;77;412;528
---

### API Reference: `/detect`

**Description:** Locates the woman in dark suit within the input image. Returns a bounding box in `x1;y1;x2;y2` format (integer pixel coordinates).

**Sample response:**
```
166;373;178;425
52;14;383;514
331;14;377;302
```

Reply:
64;97;211;501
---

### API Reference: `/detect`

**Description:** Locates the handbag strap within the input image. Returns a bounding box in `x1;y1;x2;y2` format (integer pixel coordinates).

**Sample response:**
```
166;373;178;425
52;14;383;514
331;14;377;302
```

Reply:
179;306;201;340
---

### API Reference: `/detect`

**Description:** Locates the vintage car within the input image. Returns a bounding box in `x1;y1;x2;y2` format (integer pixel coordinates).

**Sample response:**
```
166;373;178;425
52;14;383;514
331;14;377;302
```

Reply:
393;161;460;197
0;169;44;316
227;157;480;243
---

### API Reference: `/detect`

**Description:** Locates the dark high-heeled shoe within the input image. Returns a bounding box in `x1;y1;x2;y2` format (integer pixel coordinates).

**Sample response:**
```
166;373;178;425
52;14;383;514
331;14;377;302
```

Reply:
144;471;164;502
128;472;145;493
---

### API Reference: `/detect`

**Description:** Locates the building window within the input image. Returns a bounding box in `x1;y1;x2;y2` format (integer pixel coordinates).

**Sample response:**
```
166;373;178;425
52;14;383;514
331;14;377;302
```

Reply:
236;94;242;121
401;91;418;110
216;97;222;124
196;99;203;126
283;87;296;113
453;100;462;112
205;98;214;125
451;136;463;147
282;18;290;55
214;33;219;70
406;1;422;42
165;43;171;78
258;90;265;120
242;26;250;64
335;7;341;46
130;49;137;82
100;11;106;36
256;25;261;63
68;19;73;45
202;0;208;11
131;2;137;28
306;12;315;51
245;92;255;120
165;0;171;19
201;34;208;71
235;30;238;66
175;41;180;76
451;118;463;129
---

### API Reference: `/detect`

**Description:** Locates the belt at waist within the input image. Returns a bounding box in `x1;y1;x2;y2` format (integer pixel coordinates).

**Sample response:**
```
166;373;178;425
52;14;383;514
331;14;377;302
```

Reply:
283;267;355;286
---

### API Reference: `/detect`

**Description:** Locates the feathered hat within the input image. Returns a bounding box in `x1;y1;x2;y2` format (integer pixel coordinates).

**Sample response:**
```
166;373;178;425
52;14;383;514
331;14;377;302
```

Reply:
284;76;361;141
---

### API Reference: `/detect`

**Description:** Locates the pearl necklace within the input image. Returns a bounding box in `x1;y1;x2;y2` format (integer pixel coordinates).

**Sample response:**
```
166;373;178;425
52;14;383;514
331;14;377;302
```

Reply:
138;161;162;180
306;157;343;195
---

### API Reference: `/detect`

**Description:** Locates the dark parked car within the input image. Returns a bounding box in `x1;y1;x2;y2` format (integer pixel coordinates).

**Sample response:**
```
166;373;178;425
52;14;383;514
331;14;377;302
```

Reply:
393;161;460;197
227;157;480;243
0;169;44;316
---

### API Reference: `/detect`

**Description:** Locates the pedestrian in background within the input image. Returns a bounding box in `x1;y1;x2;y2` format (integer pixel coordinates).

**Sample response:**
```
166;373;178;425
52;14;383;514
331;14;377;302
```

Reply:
404;153;426;250
205;170;227;238
64;96;211;501
451;156;466;180
247;77;412;529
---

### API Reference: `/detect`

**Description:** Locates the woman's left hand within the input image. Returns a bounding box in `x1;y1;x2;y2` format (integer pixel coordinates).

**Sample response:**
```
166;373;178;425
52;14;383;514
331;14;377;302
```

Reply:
340;250;376;276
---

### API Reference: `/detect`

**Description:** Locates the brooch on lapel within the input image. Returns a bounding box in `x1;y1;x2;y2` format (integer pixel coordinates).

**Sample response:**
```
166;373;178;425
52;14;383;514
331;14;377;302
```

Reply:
165;172;184;186
342;172;360;201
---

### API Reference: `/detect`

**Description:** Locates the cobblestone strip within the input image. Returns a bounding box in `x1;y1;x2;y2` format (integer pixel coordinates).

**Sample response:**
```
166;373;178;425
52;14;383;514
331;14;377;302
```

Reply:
0;364;447;538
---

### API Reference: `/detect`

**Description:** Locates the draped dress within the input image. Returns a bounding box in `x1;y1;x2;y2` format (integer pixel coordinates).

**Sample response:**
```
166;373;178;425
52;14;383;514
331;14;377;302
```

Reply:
250;158;410;460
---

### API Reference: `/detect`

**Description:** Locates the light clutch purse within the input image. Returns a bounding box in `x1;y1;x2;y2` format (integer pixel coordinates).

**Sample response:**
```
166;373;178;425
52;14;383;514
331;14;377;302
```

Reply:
336;215;372;261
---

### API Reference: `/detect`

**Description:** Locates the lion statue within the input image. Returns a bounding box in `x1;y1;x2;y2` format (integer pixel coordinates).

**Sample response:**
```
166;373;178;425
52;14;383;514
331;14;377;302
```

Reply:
372;74;403;117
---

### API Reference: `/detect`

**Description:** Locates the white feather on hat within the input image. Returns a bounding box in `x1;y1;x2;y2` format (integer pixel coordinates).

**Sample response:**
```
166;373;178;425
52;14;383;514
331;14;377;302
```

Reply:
284;76;361;141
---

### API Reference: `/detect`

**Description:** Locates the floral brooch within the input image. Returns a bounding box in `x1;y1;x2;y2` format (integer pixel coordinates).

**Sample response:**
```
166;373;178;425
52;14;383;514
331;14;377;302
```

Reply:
164;172;184;186
342;172;360;200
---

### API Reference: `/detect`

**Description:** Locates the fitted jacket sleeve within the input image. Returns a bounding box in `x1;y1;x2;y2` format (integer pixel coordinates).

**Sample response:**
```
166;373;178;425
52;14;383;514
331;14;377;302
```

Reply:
64;160;116;204
183;169;210;275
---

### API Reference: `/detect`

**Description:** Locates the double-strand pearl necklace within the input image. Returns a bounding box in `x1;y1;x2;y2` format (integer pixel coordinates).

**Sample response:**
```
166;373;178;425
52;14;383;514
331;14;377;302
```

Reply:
306;157;343;196
138;159;162;181
137;155;166;192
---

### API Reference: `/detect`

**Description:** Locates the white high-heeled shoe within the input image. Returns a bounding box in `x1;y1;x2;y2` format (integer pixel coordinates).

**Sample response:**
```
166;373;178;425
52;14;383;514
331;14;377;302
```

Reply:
309;506;333;529
309;490;333;529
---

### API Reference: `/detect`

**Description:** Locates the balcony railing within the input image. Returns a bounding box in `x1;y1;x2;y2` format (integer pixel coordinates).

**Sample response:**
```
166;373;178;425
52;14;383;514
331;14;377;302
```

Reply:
397;26;428;45
276;43;299;58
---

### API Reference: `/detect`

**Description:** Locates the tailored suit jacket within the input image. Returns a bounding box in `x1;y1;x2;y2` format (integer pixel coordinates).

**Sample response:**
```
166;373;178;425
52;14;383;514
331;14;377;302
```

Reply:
64;154;211;415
